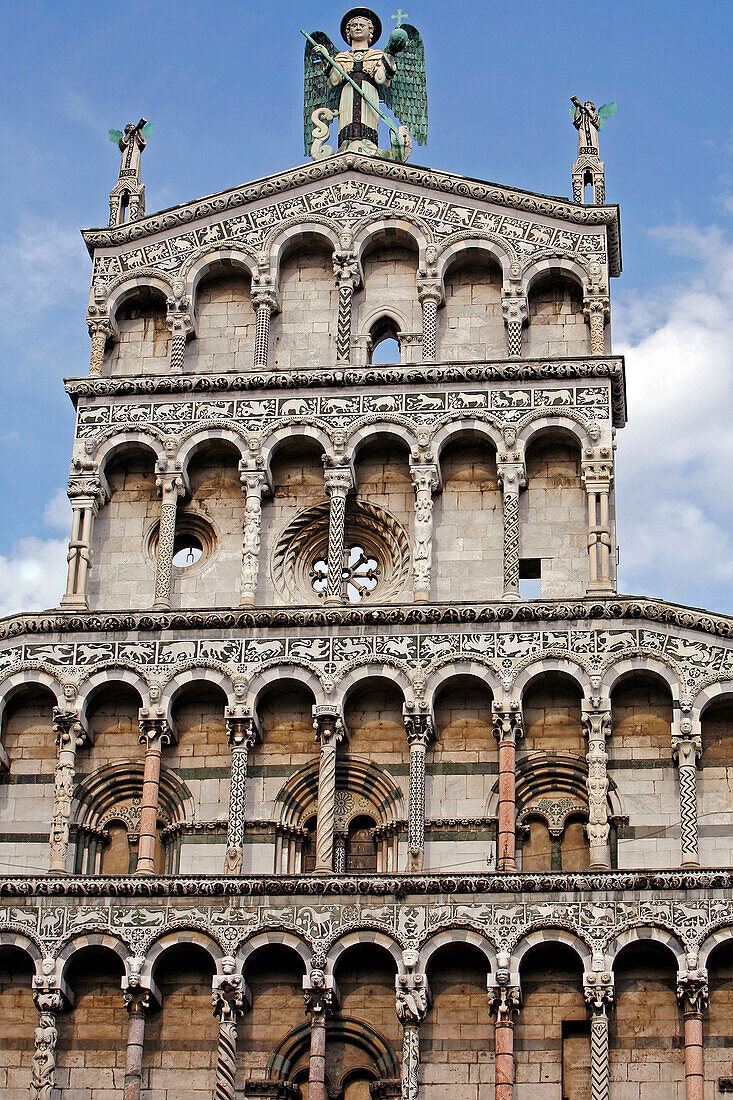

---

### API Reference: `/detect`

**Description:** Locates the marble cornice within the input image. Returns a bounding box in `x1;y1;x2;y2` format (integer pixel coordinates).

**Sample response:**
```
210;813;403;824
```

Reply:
64;356;627;427
0;868;731;897
0;596;730;644
80;152;622;276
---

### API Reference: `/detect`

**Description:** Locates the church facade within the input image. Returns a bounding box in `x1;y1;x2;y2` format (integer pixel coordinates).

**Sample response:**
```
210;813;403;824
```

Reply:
1;13;733;1100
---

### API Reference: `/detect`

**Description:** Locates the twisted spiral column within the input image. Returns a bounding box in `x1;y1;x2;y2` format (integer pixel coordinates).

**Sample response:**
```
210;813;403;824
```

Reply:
323;465;354;605
213;964;248;1100
492;704;523;871
48;709;86;874
404;712;432;871
582;701;612;870
224;713;256;874
313;711;345;873
166;300;193;373
497;459;526;602
136;716;172;875
152;470;185;610
673;719;702;867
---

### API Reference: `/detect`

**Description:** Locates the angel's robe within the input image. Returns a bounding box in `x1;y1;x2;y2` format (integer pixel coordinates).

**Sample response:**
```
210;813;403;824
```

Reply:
328;47;396;152
573;106;600;156
118;130;146;180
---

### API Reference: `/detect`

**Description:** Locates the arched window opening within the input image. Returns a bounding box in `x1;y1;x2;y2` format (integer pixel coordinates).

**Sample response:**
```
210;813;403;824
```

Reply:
302;815;317;872
369;317;401;364
345;814;378;872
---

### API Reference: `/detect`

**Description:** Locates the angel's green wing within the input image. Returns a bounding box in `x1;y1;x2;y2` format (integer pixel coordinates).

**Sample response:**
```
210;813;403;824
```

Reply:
382;24;428;146
304;31;339;154
569;104;577;119
108;128;123;143
141;122;155;138
597;102;617;131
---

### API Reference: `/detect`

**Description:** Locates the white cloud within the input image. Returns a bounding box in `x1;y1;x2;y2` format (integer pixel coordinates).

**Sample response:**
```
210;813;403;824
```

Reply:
0;216;89;325
43;487;72;534
615;223;733;613
0;537;68;618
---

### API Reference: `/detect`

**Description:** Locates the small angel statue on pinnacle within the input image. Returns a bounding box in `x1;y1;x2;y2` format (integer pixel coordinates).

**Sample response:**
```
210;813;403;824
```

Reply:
303;7;427;163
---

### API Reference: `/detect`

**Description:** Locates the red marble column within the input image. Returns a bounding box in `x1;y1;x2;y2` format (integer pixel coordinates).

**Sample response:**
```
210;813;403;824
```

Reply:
492;704;524;871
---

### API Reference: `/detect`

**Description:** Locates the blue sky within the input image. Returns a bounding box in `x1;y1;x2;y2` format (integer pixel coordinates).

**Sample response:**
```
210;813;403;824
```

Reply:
0;0;731;614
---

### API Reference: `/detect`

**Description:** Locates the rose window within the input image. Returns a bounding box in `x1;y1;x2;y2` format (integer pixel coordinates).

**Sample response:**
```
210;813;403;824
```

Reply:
311;545;380;603
272;500;410;604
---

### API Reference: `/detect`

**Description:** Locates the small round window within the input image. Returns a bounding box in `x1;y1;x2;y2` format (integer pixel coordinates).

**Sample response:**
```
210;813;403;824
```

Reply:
172;534;203;569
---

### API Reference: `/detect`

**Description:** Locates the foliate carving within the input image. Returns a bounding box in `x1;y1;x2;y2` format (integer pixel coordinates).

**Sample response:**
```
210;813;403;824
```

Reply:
582;703;612;867
404;713;432;871
48;708;86;874
410;463;439;601
677;969;709;1013
138;717;172;748
492;703;524;745
395;972;429;1027
583;296;611;355
583;971;614;1013
87;317;113;377
30;983;65;1100
153;470;185;610
225;715;257;874
251;282;278;370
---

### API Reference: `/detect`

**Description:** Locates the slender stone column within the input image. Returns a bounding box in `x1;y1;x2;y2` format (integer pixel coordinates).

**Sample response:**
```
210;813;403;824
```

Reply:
492;703;524;871
136;716;172;875
166;298;194;373
224;712;257;875
29;980;67;1100
122;987;150;1100
61;477;106;610
496;457;526;602
239;467;268;606
333;250;360;364
152;468;185;610
87;316;113;376
581;452;614;595
583;295;610;355
323;465;354;606
673;716;702;868
212;959;250;1100
677;967;708;1100
417;281;442;362
48;708;88;874
396;971;429;1100
403;711;432;872
333;827;348;872
487;964;521;1100
409;461;439;603
251;285;278;370
584;971;614;1100
501;294;528;358
304;971;335;1100
582;700;613;870
313;709;345;873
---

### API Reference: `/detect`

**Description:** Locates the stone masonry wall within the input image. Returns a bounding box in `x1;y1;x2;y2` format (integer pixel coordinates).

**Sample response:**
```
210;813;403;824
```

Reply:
105;296;170;378
185;272;256;374
525;275;589;358
55;948;126;1098
89;450;158;610
520;438;587;598
435;260;505;362
271;247;337;369
0;949;35;1099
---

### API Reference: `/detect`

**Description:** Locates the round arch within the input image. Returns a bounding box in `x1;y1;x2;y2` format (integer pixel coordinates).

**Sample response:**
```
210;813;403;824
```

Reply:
418;927;497;973
176;428;248;477
511;658;593;703
691;680;733;718
94;431;167;479
522;257;590;298
56;932;130;983
105;273;175;333
326;929;404;977
353;217;429;267
344;420;418;466
517;416;593;455
237;929;312;975
698;927;733;970
268;222;342;287
141;930;224;981
436;237;512;291
601;657;681;703
511;928;592;978
76;667;149;724
0;930;43;966
424;660;502;713
185;247;259;313
607;925;686;970
0;668;63;731
260;423;334;481
245;664;324;717
430;417;504;465
160;667;236;717
338;664;414;712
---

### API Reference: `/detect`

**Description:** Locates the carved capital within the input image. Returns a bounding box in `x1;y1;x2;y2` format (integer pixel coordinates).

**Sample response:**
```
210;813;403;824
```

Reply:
581;449;614;491
492;702;524;744
583;295;611;321
138;717;172;749
251;285;280;313
487;971;521;1022
303;969;335;1019
154;467;186;501
52;708;87;749
417;279;443;306
501;294;528;325
410;462;440;496
313;709;345;747
677;969;709;1013
332;249;360;288
583;970;614;1012
323;463;354;497
496;459;526;494
403;712;433;748
226;714;257;751
395;971;430;1027
212;959;250;1021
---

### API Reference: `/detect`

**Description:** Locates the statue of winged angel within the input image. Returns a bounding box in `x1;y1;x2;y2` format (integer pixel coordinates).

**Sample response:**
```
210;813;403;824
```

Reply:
570;97;617;156
303;7;427;163
108;118;154;180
